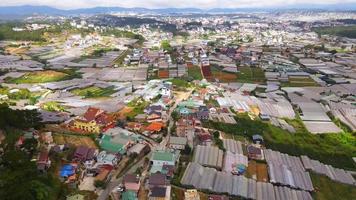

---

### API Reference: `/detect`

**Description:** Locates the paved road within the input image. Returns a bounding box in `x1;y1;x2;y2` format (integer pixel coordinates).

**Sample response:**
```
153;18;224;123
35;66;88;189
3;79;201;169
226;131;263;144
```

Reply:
97;89;193;200
97;152;152;200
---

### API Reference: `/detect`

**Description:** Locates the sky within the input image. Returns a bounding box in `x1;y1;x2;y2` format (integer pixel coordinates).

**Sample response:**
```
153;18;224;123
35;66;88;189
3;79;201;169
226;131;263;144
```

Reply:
0;0;355;9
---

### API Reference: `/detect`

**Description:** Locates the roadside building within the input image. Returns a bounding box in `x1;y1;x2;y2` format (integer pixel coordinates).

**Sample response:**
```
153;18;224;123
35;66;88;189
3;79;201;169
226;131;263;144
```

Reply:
168;136;187;150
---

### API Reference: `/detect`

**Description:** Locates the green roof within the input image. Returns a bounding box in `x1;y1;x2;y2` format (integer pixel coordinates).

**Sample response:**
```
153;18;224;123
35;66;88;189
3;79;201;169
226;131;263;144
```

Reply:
100;135;125;153
122;191;137;200
151;151;175;162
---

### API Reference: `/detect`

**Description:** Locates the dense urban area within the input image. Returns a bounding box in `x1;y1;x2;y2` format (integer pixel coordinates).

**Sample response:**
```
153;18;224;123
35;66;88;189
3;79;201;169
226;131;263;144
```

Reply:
0;6;356;200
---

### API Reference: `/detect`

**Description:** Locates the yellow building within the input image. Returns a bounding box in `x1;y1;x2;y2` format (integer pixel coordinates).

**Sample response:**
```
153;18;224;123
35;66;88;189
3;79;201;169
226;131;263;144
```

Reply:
72;119;101;134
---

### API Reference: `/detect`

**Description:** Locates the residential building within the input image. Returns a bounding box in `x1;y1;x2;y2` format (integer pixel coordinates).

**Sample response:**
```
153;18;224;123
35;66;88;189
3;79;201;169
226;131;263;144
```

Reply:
71;107;114;134
168;136;187;150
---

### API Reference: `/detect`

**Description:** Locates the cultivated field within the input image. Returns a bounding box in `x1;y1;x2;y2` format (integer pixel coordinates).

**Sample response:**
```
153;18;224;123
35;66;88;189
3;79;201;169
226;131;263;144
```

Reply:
6;70;69;84
246;160;269;182
237;66;265;83
281;77;319;87
71;86;116;98
53;133;97;148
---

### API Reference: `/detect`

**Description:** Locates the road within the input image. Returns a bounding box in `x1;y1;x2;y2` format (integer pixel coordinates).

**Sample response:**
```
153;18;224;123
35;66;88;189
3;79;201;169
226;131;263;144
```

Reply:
97;152;152;200
97;89;193;200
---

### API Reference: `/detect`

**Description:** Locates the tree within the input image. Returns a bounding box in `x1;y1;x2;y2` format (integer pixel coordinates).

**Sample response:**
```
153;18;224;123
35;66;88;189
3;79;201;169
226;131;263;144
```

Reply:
161;40;172;52
94;180;106;188
183;144;191;155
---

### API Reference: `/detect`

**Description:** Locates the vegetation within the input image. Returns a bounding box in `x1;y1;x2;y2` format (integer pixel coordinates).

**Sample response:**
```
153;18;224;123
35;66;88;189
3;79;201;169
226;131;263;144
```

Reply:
281;77;319;87
0;23;46;41
71;86;117;98
204;114;356;170
0;103;42;129
0;104;62;200
161;40;173;52
41;101;66;112
169;78;190;88
102;29;145;44
126;98;150;119
313;25;356;39
210;64;238;83
213;131;225;151
187;65;203;80
236;66;265;83
6;69;81;84
0;87;32;100
311;172;356;200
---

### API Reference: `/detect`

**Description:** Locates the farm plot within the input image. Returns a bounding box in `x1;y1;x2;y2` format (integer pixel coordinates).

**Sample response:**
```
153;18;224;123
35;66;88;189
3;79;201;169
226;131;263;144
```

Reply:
237;66;265;83
246;160;269;182
6;70;79;84
71;86;117;98
281;77;319;87
53;133;97;148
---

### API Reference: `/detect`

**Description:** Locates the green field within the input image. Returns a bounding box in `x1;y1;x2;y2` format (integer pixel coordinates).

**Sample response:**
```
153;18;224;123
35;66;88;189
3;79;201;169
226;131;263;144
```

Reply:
281;77;319;87
311;172;356;200
71;86;117;98
237;66;265;83
313;25;356;39
187;65;203;80
6;70;81;84
41;101;66;112
204;114;356;170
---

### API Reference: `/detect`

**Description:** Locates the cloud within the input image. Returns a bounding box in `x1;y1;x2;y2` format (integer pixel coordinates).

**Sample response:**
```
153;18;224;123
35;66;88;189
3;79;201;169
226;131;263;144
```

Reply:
0;0;356;9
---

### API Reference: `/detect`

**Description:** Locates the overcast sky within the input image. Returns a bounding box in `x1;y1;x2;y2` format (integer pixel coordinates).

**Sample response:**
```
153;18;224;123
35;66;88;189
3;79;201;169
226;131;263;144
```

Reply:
0;0;355;9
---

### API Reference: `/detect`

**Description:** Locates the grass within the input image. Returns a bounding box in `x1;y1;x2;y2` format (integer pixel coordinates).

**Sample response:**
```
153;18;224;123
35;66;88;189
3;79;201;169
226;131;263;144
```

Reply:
6;69;81;84
187;65;203;80
71;86;116;98
203;114;356;170
311;172;356;200
281;77;319;87
237;66;265;83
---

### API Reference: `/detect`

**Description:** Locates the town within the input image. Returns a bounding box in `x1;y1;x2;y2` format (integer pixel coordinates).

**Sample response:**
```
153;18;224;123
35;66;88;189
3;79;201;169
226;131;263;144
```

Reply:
0;3;356;200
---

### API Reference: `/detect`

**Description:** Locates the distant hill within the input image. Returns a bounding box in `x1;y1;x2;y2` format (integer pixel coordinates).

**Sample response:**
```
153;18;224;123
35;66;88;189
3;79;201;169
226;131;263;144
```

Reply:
0;4;356;16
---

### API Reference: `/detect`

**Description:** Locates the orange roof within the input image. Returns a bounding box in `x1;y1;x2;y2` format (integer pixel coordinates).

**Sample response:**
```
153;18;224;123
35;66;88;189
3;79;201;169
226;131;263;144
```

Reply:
158;70;169;78
145;122;164;132
84;107;104;121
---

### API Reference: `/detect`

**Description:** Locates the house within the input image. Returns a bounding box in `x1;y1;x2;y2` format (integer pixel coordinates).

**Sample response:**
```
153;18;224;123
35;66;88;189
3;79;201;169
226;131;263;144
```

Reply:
168;137;187;150
196;110;209;120
150;150;177;174
127;143;150;157
123;174;141;192
176;118;195;137
252;134;264;144
71;107;114;134
96;151;120;166
247;145;264;160
60;164;77;179
146;122;165;133
122;191;138;200
149;186;171;200
185;189;200;200
95;168;111;183
37;151;51;172
72;146;96;162
100;127;138;154
145;105;163;114
148;173;167;189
